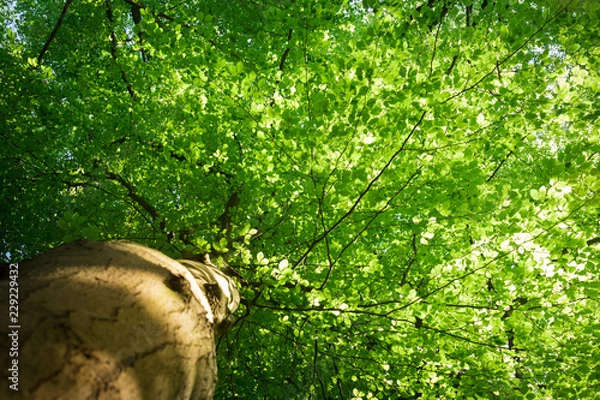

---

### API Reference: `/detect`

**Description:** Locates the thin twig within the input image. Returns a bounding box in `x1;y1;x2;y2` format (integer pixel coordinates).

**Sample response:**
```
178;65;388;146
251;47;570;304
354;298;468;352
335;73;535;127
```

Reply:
486;150;513;183
444;7;568;103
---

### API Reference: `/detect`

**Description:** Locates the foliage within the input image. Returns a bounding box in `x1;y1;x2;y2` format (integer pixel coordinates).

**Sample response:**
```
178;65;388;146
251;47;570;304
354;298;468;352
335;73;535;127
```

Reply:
1;0;599;398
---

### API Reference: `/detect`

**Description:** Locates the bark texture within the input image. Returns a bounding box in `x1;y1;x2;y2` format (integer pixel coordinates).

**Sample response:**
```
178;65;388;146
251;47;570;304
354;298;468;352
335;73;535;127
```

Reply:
0;240;239;400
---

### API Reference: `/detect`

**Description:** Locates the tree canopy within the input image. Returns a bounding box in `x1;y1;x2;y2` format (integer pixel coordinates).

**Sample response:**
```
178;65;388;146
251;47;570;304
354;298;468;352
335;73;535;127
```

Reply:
1;0;599;398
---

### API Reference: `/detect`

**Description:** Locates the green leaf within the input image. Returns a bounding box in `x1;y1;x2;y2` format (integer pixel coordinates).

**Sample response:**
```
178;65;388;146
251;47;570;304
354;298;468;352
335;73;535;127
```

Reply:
4;1;600;398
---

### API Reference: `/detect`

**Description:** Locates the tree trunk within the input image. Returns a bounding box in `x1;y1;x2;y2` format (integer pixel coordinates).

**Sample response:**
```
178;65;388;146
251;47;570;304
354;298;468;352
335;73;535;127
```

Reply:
0;240;239;399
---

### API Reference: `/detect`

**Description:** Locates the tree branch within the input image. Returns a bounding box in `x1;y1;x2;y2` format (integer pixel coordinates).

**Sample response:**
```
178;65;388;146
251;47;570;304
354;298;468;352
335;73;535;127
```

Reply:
587;237;600;246
400;233;418;286
104;172;163;231
105;0;136;101
278;29;293;71
446;55;458;75
36;0;74;67
318;167;422;290
421;323;518;350
312;340;327;399
294;111;427;268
